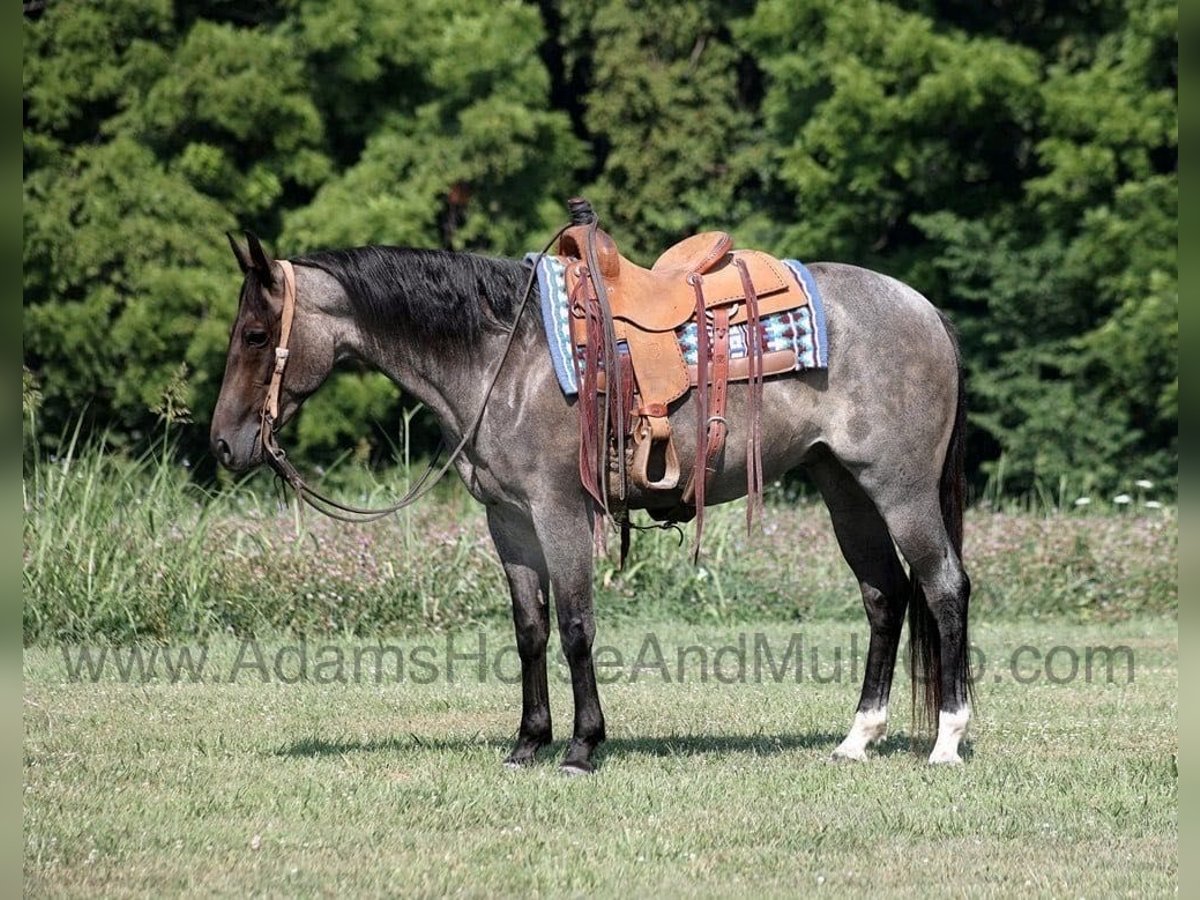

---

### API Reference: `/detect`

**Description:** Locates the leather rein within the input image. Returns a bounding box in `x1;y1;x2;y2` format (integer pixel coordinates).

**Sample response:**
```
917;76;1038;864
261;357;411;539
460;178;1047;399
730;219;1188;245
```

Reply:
257;232;562;523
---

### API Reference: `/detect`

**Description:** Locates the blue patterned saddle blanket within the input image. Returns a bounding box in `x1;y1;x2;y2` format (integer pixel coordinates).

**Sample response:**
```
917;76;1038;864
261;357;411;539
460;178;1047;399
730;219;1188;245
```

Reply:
528;255;829;396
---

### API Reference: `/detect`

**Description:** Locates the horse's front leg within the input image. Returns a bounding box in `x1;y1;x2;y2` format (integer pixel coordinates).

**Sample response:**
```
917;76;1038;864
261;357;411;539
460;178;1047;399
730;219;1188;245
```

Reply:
486;506;553;767
535;497;605;774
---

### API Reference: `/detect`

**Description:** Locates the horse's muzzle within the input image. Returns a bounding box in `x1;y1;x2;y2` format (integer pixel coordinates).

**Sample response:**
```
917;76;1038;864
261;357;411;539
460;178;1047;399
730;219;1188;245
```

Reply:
210;427;263;473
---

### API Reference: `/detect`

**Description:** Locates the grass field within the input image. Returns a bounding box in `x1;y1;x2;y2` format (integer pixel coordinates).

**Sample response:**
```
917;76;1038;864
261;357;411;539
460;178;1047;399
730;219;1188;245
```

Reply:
23;445;1178;894
25;620;1176;896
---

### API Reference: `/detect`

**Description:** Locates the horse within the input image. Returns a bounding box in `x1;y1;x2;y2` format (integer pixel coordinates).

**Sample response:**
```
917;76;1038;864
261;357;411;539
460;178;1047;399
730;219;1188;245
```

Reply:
211;229;974;773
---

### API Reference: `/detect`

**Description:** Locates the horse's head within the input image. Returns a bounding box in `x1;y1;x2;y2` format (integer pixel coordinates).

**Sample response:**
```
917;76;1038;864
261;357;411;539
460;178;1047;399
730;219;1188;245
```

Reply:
210;232;335;472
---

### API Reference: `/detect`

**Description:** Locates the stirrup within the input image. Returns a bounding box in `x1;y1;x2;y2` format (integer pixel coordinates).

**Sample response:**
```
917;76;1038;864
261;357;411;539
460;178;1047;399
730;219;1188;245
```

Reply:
630;417;680;491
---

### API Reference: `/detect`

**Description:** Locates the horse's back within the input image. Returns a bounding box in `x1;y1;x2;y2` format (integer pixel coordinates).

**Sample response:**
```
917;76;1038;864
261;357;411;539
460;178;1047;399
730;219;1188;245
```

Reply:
808;261;954;352
559;259;963;510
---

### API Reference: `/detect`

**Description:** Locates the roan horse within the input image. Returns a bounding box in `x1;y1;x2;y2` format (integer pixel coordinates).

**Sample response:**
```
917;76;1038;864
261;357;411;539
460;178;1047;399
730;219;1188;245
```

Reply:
211;229;974;773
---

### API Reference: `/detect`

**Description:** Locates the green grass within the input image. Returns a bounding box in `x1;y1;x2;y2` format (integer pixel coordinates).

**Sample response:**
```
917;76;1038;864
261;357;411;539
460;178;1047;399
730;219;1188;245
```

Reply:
23;443;1179;643
24;620;1176;896
23;442;1179;891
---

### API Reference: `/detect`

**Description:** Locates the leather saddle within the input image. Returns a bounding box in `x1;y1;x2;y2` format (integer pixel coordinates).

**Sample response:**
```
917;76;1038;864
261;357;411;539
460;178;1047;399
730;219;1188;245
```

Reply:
555;199;811;541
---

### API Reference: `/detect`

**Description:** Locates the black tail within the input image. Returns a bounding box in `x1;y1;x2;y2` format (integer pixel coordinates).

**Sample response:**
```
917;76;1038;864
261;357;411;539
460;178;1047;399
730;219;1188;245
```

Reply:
909;312;974;733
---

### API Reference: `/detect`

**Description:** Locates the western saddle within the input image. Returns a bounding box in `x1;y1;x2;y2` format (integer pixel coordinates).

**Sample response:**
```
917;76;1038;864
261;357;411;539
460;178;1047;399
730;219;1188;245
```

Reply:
554;198;810;551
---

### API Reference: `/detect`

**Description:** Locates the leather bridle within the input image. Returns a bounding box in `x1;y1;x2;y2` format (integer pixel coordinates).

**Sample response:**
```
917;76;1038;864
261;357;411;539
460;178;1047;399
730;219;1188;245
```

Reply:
260;260;297;431
255;232;564;523
256;259;438;521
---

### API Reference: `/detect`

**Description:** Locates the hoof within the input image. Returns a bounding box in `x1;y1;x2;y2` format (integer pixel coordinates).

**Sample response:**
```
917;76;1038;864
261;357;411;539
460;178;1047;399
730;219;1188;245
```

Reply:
929;709;969;765
503;736;550;769
559;760;594;776
830;746;869;763
927;749;964;765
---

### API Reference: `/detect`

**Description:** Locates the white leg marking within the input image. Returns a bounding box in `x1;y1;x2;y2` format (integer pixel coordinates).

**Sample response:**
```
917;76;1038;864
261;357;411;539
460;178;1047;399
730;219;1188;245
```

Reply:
831;707;888;762
927;708;970;765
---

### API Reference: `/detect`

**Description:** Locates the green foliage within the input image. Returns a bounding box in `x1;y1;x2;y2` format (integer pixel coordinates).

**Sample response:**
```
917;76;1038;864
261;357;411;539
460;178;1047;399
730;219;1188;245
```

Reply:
23;0;1176;496
292;370;400;460
23;427;223;642
554;0;757;256
23;136;236;444
739;0;1176;493
283;0;584;254
739;0;1043;258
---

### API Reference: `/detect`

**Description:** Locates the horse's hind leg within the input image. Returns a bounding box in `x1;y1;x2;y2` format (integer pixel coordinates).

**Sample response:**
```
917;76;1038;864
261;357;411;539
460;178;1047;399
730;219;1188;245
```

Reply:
486;506;553;767
857;473;973;765
808;453;910;761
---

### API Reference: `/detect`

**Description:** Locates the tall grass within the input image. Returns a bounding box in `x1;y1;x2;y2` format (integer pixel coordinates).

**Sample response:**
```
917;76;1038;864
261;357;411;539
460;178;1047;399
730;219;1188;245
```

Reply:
23;431;1177;645
23;425;225;641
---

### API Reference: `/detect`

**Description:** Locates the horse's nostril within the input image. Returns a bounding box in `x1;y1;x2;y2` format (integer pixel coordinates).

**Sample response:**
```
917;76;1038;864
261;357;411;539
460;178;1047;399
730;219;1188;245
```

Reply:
215;438;232;465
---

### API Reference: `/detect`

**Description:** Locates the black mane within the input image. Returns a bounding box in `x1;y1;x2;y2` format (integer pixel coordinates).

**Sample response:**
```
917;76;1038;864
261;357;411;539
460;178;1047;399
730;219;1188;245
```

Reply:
293;246;533;347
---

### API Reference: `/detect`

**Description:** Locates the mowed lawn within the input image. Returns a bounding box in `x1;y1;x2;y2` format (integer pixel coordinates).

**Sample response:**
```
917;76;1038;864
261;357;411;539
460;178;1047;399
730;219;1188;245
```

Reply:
24;620;1176;896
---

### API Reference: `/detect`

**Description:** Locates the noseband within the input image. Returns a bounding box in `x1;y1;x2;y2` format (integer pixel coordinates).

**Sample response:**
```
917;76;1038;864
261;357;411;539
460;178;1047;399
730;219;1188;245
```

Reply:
255;231;565;523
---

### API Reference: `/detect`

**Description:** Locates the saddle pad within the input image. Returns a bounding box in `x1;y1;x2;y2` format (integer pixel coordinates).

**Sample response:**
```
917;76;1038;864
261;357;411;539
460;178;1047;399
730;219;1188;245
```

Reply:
528;254;829;396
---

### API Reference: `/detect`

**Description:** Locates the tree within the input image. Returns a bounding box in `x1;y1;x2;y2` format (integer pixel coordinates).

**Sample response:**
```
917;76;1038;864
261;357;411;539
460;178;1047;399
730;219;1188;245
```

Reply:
23;0;581;463
739;0;1176;494
551;0;757;258
23;0;1177;495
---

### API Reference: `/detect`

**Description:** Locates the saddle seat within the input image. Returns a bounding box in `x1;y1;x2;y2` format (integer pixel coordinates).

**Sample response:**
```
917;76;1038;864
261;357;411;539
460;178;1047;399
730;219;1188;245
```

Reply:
560;228;799;335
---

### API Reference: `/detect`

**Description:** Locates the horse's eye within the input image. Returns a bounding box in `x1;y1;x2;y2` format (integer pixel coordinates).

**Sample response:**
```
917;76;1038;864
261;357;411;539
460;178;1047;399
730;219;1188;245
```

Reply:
244;328;268;348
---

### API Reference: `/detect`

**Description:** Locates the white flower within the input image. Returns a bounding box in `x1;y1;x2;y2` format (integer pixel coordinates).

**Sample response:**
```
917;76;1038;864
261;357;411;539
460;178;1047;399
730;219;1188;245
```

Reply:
1144;500;1163;510
1113;494;1132;505
1074;497;1091;506
1135;479;1154;490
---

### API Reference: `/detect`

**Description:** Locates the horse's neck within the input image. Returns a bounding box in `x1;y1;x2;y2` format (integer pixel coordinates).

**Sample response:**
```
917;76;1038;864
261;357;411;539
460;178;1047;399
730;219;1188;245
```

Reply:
351;312;526;444
293;260;534;445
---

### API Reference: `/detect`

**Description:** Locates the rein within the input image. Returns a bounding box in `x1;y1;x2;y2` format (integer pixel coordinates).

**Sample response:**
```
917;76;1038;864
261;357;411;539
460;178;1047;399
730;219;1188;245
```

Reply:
259;230;566;523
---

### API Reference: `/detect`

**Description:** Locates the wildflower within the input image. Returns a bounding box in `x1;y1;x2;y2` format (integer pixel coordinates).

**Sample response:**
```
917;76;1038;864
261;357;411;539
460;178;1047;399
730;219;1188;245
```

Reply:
1135;479;1154;490
1113;494;1132;505
1073;497;1091;507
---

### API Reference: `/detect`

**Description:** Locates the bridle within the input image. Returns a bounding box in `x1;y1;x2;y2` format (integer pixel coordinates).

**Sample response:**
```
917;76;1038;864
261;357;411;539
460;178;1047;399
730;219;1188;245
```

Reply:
257;259;436;521
255;231;565;523
258;256;533;522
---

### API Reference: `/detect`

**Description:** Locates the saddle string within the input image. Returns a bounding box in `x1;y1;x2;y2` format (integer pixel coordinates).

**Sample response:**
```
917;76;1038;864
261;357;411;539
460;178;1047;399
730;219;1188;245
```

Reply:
568;272;605;517
582;218;627;502
735;257;765;531
687;273;710;560
569;211;637;554
260;225;571;523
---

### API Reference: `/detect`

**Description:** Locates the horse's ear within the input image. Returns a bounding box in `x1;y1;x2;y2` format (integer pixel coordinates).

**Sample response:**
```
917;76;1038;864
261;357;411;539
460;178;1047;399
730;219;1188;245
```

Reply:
244;230;277;288
226;231;252;274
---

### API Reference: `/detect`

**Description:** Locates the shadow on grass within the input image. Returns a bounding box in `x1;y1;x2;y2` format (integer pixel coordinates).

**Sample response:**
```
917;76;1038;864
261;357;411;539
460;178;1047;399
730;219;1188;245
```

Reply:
275;731;925;762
